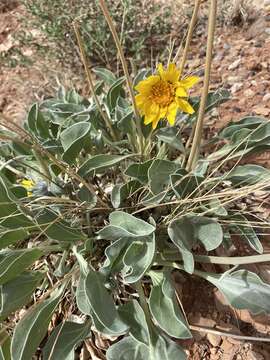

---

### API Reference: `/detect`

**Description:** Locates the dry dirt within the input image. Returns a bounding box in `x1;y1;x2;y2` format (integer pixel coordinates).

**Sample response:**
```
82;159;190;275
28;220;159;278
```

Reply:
0;1;270;360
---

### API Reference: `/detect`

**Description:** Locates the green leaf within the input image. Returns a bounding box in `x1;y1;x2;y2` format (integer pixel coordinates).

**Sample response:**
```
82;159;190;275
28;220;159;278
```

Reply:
148;160;180;194
111;180;140;208
0;271;44;320
219;116;267;139
152;335;186;360
149;273;191;339
42;320;91;360
27;104;39;135
170;172;204;199
200;270;270;315
117;110;134;134
189;89;230;121
133;69;152;87
0;326;11;360
106;77;125;111
107;336;149;360
77;186;97;208
125;160;153;184
74;249;128;335
100;238;128;277
0;176;33;229
155;127;185;152
60;122;91;164
97;211;155;241
93;67;117;85
119;300;149;345
78;154;131;178
11;286;64;360
122;234;156;283
108;333;186;360
85;269;128;333
36;209;85;243
168;216;223;273
210;120;270;161
225;164;270;186
27;103;50;139
0;228;29;250
229;214;263;254
75;263;91;316
0;249;43;285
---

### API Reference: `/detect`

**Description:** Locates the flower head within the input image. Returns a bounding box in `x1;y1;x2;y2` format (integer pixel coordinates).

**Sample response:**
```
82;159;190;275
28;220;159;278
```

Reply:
135;63;199;129
20;179;35;197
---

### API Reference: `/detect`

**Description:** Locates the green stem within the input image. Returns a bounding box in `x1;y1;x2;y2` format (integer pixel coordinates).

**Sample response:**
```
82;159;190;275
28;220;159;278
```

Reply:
39;245;63;253
134;281;154;335
186;0;217;171
195;254;270;265
158;252;270;266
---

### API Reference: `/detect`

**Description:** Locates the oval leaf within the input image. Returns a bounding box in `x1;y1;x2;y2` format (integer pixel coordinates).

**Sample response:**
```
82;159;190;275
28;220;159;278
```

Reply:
0;249;43;285
11;286;64;360
149;273;191;339
200;269;270;315
42;320;91;360
97;211;155;241
0;271;44;319
78;154;131;178
60;122;91;164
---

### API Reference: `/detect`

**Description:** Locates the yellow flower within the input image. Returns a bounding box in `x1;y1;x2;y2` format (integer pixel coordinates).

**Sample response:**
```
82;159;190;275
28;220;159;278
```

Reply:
135;63;199;129
20;179;35;197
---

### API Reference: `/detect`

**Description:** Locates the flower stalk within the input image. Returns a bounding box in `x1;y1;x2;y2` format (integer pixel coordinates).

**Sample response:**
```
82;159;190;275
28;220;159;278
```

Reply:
73;21;118;142
174;0;201;73
98;0;144;154
186;0;217;171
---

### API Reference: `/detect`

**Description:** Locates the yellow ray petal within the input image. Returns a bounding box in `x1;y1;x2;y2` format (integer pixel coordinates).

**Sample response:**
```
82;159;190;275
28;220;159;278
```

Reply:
167;102;178;125
152;117;160;129
144;103;160;125
135;75;160;93
135;94;145;107
160;106;168;119
157;63;164;78
175;86;187;98
158;63;180;83
177;99;195;114
179;76;200;90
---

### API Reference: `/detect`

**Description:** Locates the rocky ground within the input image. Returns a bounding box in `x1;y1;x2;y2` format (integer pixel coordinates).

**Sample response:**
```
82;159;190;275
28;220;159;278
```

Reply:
0;1;270;359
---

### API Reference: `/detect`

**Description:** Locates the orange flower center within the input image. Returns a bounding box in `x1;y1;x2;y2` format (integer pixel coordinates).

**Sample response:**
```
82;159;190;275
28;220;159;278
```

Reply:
149;80;174;107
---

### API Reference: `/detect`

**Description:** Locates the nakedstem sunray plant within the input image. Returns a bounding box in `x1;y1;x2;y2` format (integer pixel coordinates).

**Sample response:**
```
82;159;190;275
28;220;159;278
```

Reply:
135;63;199;129
0;1;270;359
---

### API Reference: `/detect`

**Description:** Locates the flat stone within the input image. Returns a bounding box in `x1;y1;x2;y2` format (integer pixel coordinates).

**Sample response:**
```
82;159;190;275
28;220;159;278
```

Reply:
207;333;222;347
244;89;255;97
231;83;243;94
228;59;241;71
263;93;270;102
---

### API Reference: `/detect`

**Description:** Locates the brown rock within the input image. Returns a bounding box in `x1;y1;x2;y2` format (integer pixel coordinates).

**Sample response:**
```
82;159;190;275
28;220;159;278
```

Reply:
244;89;256;97
262;93;270;102
253;105;270;116
247;350;265;360
246;17;268;40
231;83;243;94
246;60;263;72
228;59;241;71
220;339;237;360
207;333;222;347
